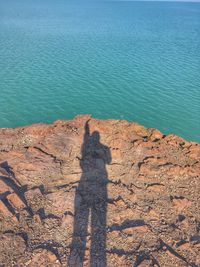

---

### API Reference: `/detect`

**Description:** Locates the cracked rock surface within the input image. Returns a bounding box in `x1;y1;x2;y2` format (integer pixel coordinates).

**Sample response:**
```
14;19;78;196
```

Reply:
0;115;199;267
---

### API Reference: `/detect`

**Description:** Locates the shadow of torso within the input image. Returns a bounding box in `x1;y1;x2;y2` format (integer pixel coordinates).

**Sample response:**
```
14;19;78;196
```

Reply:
78;138;110;206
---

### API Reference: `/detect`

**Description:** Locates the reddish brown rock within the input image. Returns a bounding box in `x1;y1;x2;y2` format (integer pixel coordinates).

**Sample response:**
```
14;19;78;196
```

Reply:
0;115;199;267
7;192;26;209
172;196;192;213
0;201;14;217
28;249;61;267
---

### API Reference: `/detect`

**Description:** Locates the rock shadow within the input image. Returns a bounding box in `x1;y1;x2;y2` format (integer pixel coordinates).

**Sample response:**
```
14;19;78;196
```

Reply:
68;120;111;267
0;161;33;219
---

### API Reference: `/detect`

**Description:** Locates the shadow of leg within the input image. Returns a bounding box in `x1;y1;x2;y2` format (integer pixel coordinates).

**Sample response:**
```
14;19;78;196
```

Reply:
90;200;107;267
68;194;89;267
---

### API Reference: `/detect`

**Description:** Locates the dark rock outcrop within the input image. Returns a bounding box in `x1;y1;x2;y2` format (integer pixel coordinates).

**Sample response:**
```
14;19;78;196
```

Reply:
0;115;199;266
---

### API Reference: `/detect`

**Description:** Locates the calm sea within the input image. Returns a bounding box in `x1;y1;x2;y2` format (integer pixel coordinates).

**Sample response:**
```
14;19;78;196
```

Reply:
0;0;200;142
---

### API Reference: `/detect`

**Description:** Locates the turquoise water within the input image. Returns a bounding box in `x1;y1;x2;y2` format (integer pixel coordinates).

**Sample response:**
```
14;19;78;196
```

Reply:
0;0;200;142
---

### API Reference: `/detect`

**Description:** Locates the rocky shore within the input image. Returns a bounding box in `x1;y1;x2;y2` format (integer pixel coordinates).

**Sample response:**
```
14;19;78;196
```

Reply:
0;115;199;267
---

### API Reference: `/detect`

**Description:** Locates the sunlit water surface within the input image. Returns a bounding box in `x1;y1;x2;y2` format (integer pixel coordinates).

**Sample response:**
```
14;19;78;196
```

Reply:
0;0;200;142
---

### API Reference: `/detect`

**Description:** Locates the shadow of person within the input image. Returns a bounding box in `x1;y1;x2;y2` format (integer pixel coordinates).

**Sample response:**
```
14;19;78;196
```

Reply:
68;120;111;267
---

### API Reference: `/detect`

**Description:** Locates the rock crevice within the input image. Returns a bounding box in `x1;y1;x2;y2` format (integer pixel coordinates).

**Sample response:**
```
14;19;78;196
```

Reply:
0;115;199;266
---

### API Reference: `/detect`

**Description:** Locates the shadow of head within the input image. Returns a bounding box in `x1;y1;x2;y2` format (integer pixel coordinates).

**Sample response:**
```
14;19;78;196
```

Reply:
91;131;100;144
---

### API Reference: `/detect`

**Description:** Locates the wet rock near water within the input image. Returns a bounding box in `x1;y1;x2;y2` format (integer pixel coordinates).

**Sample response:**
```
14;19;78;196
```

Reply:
0;115;199;266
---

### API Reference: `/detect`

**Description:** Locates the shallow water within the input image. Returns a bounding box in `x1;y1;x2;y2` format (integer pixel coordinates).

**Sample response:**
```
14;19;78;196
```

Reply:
0;0;200;142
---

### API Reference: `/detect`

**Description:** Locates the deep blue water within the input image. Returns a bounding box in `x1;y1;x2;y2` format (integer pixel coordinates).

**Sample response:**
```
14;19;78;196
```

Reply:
0;0;200;142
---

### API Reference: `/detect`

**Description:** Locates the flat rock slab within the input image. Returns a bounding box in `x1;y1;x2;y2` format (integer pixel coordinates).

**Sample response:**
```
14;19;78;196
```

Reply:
0;115;199;266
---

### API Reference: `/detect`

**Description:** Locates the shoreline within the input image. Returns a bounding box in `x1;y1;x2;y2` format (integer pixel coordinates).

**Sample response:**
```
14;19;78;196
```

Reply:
0;114;199;144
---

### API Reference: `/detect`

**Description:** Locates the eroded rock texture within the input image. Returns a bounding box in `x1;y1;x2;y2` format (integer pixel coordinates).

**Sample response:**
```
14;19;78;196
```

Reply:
0;115;199;267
